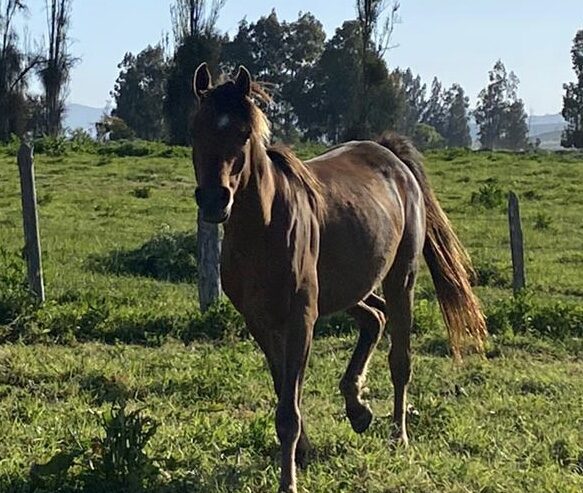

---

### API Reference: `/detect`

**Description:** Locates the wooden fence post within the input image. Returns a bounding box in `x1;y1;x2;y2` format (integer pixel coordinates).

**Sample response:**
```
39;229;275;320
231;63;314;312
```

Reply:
508;191;525;295
17;143;45;302
196;211;221;312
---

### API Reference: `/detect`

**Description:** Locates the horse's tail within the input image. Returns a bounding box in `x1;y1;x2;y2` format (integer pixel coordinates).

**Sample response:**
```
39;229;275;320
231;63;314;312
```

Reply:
376;132;487;357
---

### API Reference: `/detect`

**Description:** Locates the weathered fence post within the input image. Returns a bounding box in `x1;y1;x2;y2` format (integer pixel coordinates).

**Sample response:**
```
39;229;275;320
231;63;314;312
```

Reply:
196;211;221;312
17;143;45;302
508;191;525;295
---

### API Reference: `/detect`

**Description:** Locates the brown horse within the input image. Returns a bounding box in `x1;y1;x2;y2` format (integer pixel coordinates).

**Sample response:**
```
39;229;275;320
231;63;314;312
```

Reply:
191;63;486;493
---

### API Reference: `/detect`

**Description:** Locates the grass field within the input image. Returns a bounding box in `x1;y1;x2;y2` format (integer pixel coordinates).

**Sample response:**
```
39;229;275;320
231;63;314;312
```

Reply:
0;142;582;492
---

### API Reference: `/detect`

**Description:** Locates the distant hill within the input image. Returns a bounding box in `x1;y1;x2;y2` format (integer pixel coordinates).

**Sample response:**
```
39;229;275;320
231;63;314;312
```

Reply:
62;105;568;149
469;113;567;149
64;103;105;133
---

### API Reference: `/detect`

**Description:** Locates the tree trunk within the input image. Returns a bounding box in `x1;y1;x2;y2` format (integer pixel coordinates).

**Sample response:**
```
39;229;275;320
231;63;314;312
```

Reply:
196;211;221;312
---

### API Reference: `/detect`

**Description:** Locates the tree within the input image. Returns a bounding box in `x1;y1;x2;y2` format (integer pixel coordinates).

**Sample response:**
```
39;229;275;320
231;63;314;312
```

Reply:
561;30;583;148
474;60;528;150
442;84;471;148
170;0;226;42
111;45;168;140
38;0;78;137
0;0;39;141
354;0;400;138
501;100;528;150
295;20;401;143
412;123;444;151
422;77;447;136
394;68;426;136
164;0;224;145
95;114;135;141
222;11;325;140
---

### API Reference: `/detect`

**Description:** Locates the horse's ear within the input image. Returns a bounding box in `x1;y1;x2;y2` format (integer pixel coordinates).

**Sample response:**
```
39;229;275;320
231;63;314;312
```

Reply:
235;65;251;97
194;62;212;101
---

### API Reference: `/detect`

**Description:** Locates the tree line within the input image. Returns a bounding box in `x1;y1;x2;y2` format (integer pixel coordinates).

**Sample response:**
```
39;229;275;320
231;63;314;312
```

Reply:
0;0;76;142
3;1;581;150
109;1;533;150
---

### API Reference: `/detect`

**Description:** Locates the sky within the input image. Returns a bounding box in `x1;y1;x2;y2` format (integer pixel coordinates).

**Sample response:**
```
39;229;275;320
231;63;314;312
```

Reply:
16;0;583;114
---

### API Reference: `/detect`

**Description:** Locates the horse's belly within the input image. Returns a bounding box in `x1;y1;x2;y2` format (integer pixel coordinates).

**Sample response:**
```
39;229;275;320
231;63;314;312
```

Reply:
317;201;402;315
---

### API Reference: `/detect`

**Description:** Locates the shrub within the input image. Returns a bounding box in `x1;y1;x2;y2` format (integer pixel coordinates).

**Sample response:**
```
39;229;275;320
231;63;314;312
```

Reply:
0;248;34;328
97;140;155;157
69;128;97;153
523;189;542;201
413;123;445;151
471;259;510;288
486;292;583;338
34;135;68;156
533;212;552;230
179;299;246;343
87;230;197;283
30;399;160;492
2;133;21;156
131;186;152;199
96;139;190;158
413;299;443;334
94;401;159;491
470;179;505;209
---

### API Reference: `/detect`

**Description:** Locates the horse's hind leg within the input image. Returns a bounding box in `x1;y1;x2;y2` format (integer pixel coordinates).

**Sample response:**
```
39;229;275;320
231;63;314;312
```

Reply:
383;236;422;446
340;293;386;433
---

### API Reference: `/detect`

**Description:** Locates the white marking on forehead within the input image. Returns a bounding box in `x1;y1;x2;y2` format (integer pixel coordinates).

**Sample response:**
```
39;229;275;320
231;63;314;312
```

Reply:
217;114;230;129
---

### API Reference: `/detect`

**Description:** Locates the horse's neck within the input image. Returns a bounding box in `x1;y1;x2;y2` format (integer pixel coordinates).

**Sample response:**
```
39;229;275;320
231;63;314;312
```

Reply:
227;142;276;232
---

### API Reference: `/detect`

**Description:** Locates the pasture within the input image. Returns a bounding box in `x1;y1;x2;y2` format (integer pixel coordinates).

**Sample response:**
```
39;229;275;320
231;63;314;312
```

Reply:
0;143;582;492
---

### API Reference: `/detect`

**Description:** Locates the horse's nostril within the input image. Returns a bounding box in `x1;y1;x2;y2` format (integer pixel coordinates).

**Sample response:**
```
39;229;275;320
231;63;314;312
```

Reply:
195;187;230;209
219;187;230;202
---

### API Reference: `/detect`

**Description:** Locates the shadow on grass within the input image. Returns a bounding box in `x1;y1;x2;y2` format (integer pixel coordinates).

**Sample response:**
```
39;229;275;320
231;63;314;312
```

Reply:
86;230;197;283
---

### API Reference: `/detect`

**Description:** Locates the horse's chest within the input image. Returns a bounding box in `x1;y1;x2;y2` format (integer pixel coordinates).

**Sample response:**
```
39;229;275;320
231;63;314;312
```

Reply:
220;236;292;316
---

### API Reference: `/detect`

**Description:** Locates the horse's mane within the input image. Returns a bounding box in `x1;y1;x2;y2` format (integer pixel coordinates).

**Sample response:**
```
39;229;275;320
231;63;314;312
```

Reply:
247;83;325;220
266;145;325;217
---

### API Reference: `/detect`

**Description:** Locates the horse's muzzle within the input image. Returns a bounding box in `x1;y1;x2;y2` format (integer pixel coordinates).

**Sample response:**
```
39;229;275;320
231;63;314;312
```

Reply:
195;186;232;224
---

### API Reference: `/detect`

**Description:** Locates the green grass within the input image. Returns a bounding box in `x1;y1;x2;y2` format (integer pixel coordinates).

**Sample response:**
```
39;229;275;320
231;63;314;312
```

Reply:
0;336;582;492
0;145;582;491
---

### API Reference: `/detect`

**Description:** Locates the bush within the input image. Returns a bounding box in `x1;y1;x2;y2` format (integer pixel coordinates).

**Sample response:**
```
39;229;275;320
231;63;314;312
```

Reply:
470;179;505;209
96;139;191;158
486;292;583;338
533;212;552;230
69;128;97;153
413;123;445;151
34;135;68;156
87;230;197;283
179;299;246;343
413;299;443;334
471;259;510;288
104;116;135;141
30;399;160;492
131;186;152;199
0;248;34;328
97;140;156;157
2;133;21;156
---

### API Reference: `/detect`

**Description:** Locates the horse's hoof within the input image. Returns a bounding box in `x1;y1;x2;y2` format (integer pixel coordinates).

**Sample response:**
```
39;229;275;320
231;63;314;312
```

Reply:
278;485;297;493
348;405;373;434
295;445;311;469
389;430;409;449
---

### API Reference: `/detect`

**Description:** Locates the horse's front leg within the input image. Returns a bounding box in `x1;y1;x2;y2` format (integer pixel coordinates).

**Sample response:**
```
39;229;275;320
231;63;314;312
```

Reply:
275;291;317;493
248;323;313;468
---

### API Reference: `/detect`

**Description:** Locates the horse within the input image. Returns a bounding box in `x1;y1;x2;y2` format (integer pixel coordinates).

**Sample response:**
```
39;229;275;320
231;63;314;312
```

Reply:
191;63;487;493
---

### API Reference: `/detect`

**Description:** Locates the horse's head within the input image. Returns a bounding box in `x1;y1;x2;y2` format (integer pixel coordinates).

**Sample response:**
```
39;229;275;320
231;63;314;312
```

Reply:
191;63;268;223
